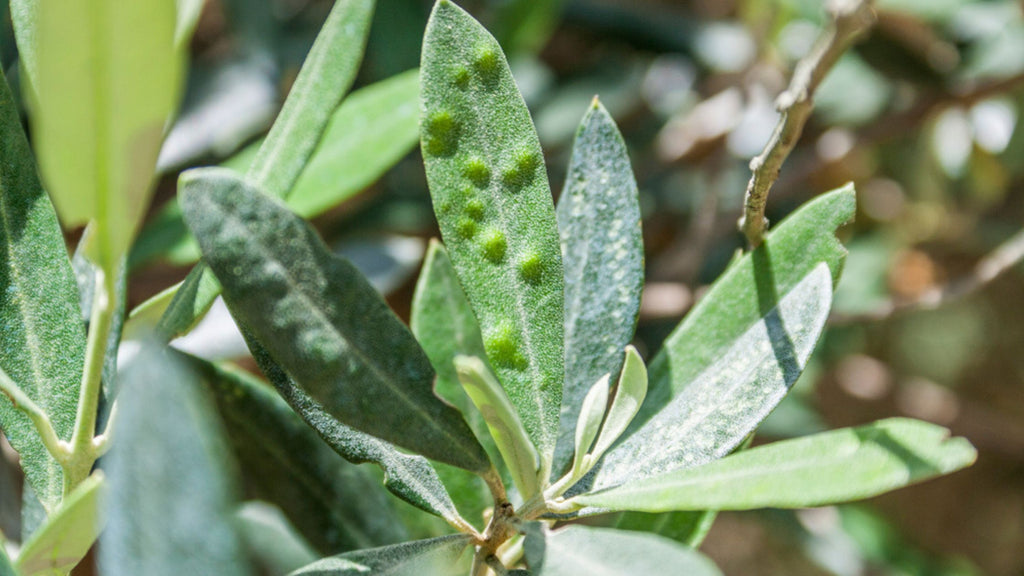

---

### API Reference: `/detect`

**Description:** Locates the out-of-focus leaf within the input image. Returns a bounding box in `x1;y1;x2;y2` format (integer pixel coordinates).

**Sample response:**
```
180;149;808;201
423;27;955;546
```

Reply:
71;241;126;400
288;68;420;218
421;0;564;472
0;70;85;514
524;525;721;576
0;546;12;576
174;0;203;48
236;502;319;576
578;419;977;512
155;0;376;339
180;168;490;474
134;71;421;270
588;264;833;493
99;343;249;576
31;0;182;265
553;100;643;474
8;0;37;87
613;510;717;549
187;355;408;554
492;0;565;55
288;535;473;576
15;473;106;576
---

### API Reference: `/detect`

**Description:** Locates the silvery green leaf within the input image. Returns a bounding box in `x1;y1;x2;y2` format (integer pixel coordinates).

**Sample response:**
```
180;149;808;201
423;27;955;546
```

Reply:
15;473;105;576
571;375;608;475
589;264;833;492
577;419;977;512
554;99;643;475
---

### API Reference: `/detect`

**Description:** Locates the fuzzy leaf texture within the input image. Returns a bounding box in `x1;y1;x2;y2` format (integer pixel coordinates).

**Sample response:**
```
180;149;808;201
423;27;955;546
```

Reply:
245;338;468;527
30;0;182;265
524;525;722;576
421;0;565;468
289;535;473;576
588;263;833;493
186;354;410;555
15;473;106;576
0;71;86;513
577;418;977;512
180;168;490;474
554;99;643;474
99;343;249;576
156;0;375;339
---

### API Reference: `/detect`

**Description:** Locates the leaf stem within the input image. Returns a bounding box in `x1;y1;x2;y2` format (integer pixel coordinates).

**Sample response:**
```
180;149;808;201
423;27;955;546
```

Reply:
0;365;70;465
66;266;116;493
738;0;875;248
92;398;119;458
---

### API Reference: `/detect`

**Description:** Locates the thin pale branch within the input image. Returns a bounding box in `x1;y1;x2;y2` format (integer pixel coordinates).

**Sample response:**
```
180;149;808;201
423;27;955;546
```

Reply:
0;365;70;464
831;228;1024;324
739;0;876;248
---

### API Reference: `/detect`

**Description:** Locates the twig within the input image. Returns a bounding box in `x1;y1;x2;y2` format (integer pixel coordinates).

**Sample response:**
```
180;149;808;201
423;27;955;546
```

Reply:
739;0;876;248
831;228;1024;324
0;365;70;464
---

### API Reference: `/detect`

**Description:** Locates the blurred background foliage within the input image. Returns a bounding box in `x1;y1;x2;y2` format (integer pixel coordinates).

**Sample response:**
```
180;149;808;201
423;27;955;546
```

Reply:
3;0;1024;574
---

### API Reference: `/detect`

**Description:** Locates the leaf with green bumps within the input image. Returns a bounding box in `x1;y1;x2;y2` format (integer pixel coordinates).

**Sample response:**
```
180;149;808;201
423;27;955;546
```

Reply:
185;354;410;555
577;419;977;513
180;168;491;475
289;534;474;576
0;71;86;514
154;0;376;339
421;0;564;474
585;263;834;494
554;100;644;473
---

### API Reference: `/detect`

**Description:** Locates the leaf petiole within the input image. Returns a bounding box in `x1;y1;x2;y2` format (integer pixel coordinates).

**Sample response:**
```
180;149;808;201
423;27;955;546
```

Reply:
0;365;70;465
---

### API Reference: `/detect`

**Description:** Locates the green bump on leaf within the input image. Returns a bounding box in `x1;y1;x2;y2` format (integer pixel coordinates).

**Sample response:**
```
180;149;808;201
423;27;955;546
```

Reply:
462;156;490;187
518;251;543;284
424;110;459;157
481;229;507;263
453;65;471;88
456;218;478;239
465;199;486;220
485;322;525;370
473;45;500;79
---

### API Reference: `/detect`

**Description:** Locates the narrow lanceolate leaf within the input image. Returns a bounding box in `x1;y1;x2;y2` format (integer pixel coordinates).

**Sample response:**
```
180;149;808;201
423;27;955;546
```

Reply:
287;68;420;218
455;356;540;499
186;354;409;554
180;168;490;474
15;473;106;576
9;0;38;89
422;0;564;471
32;0;182;265
637;186;855;429
554;99;643;474
174;0;204;49
589;346;646;461
572;375;609;475
614;510;717;549
130;71;421;271
155;0;376;339
100;343;249;576
0;545;13;576
246;339;467;526
0;71;86;513
588;264;833;493
578;419;977;513
289;535;473;576
524;525;721;576
236;502;319;576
